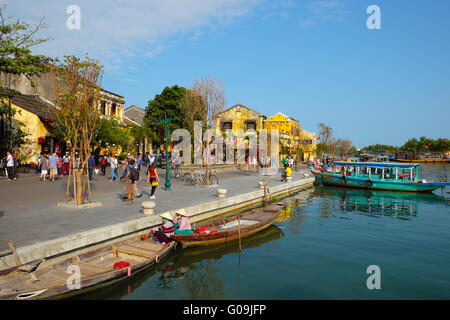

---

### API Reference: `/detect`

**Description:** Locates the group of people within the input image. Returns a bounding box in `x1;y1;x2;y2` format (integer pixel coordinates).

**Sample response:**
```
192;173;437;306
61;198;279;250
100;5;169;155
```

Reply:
37;152;67;182
120;153;160;205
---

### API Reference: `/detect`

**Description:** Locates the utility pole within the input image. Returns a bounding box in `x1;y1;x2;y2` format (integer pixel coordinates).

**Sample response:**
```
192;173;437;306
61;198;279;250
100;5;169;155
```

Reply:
156;112;174;191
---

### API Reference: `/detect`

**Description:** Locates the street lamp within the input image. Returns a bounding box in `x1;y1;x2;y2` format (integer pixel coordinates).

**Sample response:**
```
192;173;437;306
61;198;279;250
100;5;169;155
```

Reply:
157;112;174;191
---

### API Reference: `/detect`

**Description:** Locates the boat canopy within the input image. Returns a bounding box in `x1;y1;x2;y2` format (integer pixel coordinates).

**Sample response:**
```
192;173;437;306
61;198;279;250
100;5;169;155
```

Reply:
333;161;420;169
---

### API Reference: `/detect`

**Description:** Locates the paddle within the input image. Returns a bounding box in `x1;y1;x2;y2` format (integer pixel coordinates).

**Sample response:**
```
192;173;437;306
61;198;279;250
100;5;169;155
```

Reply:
237;216;242;251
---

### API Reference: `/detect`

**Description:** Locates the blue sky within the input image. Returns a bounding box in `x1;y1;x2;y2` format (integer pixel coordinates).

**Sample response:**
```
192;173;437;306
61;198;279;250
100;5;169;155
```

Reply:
6;0;450;147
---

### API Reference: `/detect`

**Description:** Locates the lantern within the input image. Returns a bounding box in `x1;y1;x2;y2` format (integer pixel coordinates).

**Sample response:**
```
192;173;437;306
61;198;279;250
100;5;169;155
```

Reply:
38;137;44;144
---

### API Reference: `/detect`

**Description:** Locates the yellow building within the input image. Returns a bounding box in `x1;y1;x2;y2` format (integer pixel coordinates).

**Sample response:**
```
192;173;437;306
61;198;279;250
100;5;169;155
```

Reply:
214;104;317;162
2;93;57;164
298;128;317;162
2;90;125;164
264;112;300;156
215;104;266;145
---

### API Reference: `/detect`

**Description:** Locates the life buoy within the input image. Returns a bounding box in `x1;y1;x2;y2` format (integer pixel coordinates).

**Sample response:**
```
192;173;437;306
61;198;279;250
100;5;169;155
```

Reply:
364;180;373;187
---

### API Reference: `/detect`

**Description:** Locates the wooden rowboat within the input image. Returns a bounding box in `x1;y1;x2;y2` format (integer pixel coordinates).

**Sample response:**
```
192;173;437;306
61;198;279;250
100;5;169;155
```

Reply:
0;235;176;300
172;203;284;247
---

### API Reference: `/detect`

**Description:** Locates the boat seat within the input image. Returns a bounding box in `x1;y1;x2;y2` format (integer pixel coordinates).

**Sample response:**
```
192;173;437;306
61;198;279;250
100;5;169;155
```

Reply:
219;220;258;229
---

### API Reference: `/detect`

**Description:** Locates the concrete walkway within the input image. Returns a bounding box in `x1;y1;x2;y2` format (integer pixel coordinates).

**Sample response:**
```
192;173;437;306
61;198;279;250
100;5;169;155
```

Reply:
0;167;311;252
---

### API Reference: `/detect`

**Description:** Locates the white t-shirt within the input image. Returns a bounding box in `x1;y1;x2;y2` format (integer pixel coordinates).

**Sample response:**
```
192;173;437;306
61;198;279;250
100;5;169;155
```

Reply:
110;157;118;168
7;154;14;167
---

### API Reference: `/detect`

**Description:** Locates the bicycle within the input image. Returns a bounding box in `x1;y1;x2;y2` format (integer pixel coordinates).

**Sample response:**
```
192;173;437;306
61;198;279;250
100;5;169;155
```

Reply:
205;168;219;185
171;163;182;179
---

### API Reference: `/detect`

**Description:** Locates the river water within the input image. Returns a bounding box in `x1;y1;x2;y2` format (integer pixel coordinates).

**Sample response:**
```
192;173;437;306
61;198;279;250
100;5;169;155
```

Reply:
77;164;450;300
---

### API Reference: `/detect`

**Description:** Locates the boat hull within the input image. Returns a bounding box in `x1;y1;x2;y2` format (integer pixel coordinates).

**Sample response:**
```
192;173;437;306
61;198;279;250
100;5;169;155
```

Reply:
172;203;283;247
396;159;450;163
311;170;446;192
0;236;176;300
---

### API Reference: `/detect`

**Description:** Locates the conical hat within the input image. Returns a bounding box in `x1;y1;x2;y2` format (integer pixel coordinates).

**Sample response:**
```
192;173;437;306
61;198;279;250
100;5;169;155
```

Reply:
175;209;188;217
160;212;173;220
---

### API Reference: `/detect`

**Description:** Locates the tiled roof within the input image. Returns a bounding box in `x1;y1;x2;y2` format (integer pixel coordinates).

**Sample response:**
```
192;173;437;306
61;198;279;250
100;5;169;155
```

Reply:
123;105;145;126
1;90;56;121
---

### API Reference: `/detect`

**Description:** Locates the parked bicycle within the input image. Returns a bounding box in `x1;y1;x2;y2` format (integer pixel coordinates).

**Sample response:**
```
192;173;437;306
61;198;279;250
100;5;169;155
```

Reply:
183;169;219;186
171;162;182;179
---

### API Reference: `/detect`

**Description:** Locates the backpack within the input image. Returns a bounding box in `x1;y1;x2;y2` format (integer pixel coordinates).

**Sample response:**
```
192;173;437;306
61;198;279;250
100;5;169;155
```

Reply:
130;166;140;182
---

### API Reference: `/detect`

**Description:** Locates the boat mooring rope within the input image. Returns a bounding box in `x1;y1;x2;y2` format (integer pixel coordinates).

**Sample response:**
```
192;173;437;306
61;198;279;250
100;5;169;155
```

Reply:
16;288;48;300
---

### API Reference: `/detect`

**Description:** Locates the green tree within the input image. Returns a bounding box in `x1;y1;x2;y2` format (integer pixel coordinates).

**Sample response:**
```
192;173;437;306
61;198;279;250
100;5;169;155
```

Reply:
316;123;333;156
401;137;450;152
363;144;398;154
143;85;188;147
95;118;130;150
0;5;52;155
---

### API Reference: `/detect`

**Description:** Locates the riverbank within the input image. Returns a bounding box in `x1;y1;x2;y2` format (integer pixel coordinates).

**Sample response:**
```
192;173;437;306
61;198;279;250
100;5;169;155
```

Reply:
0;168;313;270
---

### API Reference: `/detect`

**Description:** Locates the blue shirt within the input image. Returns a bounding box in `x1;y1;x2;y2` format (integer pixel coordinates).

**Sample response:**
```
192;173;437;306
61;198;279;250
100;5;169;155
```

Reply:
49;155;58;168
88;156;96;168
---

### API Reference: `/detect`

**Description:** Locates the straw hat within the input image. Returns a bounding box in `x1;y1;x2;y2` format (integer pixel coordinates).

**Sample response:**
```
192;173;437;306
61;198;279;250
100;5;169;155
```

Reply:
160;212;173;220
175;209;187;217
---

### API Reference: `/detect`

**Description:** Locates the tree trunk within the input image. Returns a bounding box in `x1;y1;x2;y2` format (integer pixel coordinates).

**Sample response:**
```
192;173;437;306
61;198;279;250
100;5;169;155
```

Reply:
65;161;71;203
74;168;83;204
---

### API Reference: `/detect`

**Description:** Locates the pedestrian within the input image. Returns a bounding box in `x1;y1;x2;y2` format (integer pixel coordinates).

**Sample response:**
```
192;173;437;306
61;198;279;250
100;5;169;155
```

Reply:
88;154;96;181
62;152;71;176
124;158;135;205
129;158;142;198
149;153;156;165
252;156;257;172
110;154;118;181
48;152;58;182
137;153;142;172
40;154;49;181
147;162;159;199
36;154;41;174
6;151;16;181
57;155;63;176
100;155;107;175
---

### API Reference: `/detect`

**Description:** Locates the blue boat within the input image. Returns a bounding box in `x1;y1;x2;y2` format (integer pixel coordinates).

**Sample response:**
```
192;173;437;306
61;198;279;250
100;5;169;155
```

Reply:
311;161;450;192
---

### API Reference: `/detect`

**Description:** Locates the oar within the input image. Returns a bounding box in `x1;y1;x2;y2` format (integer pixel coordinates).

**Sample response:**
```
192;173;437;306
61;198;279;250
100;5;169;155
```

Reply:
237;216;242;251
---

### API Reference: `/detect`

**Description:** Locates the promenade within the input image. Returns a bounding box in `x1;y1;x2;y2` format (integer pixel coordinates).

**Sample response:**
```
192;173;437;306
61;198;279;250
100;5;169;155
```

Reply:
0;166;313;256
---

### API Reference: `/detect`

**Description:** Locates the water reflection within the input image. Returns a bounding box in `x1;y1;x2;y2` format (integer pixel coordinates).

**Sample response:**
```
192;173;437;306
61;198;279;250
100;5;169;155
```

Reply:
75;224;284;300
304;186;447;220
159;225;284;299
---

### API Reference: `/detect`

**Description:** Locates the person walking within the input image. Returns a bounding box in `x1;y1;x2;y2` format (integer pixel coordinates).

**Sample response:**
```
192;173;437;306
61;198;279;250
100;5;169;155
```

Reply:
110;154;118;181
57;155;63;176
40;154;49;181
124;158;135;205
100;155;107;175
88;154;96;181
146;162;159;199
128;156;141;197
5;151;16;181
48;152;58;182
62;152;70;176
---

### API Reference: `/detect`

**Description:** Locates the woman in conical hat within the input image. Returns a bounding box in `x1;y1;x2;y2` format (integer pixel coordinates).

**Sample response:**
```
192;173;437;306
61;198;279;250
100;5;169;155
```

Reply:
150;212;174;245
160;212;173;220
174;209;192;235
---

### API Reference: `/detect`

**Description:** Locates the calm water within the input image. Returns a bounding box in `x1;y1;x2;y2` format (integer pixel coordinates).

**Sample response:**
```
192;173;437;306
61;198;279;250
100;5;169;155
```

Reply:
77;164;450;300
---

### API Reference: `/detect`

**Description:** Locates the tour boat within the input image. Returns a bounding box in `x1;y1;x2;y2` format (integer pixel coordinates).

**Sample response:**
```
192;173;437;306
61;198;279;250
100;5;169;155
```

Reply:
311;161;450;192
172;203;284;247
0;234;176;300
